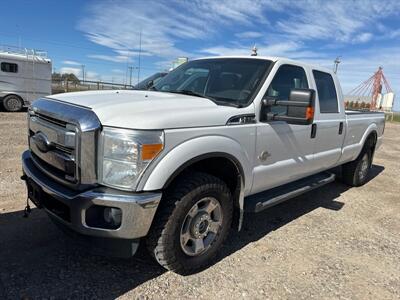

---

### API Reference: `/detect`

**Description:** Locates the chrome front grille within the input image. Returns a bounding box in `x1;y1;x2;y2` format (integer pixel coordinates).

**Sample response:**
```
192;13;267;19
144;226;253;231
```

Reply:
28;98;101;190
34;111;68;128
29;111;78;183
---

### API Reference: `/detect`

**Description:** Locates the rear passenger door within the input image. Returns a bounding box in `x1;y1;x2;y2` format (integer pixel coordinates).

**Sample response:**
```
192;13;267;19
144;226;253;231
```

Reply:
311;70;346;170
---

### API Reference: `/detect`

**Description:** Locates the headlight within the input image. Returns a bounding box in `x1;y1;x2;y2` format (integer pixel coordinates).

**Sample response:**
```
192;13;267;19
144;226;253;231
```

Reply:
99;127;164;190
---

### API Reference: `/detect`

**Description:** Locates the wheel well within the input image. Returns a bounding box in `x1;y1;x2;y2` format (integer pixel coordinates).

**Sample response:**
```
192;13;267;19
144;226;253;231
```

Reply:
164;155;243;228
165;155;242;196
3;93;23;101
363;131;377;160
365;131;377;150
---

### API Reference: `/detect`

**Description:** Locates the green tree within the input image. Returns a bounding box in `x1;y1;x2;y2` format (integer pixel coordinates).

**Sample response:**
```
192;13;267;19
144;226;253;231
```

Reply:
61;73;80;84
52;72;62;82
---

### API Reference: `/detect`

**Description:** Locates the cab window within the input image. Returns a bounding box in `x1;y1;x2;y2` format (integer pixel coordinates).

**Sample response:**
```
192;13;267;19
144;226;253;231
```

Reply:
313;70;338;113
265;64;309;115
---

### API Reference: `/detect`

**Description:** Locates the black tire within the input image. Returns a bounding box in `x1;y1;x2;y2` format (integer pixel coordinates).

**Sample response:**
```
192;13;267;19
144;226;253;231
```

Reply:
342;148;372;186
3;95;23;112
146;172;233;274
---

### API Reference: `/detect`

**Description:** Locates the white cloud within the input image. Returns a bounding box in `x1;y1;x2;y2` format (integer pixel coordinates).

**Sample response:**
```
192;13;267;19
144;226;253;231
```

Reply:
200;41;304;57
352;32;373;43
273;1;400;43
78;0;280;60
298;46;400;95
87;54;132;63
235;31;264;39
62;60;81;66
111;69;124;73
85;71;99;81
76;0;400;101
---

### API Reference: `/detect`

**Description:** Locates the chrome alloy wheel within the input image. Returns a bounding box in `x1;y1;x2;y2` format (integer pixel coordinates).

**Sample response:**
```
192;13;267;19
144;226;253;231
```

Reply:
180;197;223;256
358;153;370;181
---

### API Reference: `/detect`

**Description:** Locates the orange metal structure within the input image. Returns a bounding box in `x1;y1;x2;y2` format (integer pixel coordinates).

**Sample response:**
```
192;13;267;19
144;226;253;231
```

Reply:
348;67;393;109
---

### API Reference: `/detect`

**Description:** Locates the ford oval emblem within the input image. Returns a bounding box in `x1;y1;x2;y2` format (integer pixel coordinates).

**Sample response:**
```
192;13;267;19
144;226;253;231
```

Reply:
32;132;52;153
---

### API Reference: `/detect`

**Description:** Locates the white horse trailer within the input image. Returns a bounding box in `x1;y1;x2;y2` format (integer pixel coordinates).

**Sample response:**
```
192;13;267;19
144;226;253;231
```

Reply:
0;47;51;111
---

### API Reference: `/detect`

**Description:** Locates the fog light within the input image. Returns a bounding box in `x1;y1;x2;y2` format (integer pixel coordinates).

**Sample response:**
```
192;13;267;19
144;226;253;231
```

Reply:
103;207;122;226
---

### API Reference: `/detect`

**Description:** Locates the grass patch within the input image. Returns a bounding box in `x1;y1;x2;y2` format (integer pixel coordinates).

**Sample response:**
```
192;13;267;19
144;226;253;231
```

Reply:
385;112;400;122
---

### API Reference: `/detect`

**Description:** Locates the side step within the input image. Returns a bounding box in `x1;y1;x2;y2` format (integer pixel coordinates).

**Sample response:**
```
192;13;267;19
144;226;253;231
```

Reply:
244;172;336;213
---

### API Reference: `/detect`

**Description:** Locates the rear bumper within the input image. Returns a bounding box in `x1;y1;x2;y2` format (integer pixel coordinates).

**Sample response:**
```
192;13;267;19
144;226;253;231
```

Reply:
22;150;162;241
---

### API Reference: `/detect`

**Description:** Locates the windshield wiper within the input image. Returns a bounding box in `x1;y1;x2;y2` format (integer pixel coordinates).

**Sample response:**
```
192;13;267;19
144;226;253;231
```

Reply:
168;90;217;102
166;90;242;108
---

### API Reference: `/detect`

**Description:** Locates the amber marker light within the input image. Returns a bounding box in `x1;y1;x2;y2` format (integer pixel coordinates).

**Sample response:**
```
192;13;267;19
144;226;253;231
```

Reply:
141;144;163;160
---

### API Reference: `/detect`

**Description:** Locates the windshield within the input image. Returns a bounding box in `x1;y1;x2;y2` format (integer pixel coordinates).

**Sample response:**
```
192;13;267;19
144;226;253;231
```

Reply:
135;72;168;90
152;58;272;107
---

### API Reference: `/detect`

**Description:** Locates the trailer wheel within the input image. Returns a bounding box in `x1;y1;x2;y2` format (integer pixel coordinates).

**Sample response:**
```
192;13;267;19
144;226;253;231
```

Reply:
146;172;232;274
3;95;23;112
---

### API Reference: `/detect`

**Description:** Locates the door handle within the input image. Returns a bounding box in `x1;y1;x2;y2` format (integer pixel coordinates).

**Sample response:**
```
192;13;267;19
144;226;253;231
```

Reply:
311;123;317;138
339;122;344;135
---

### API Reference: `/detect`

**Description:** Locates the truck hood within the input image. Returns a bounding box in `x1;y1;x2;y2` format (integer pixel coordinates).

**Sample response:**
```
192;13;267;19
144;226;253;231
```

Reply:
47;90;242;129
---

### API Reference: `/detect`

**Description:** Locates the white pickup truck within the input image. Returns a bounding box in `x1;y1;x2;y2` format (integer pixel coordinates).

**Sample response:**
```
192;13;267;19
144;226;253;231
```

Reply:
22;56;384;274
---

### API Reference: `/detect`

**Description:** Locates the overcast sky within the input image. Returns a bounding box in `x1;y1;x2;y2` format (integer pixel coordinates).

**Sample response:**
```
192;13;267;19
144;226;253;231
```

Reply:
2;0;400;109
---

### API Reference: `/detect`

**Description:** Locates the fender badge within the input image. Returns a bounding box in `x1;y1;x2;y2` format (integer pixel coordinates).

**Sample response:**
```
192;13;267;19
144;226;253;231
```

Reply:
258;150;271;162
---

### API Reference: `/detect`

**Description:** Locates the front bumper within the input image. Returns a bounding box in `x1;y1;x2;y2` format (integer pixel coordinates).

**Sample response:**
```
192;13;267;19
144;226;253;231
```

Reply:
22;150;162;240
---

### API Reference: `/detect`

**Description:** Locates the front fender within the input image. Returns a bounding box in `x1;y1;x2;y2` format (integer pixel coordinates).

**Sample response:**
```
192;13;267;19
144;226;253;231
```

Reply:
139;135;253;194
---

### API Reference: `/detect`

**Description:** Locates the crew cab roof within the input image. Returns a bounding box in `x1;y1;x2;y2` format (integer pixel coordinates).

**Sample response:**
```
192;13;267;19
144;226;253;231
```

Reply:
194;55;333;74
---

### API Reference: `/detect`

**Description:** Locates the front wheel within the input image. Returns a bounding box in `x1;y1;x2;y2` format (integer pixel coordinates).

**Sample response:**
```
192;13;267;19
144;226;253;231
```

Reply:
146;172;233;274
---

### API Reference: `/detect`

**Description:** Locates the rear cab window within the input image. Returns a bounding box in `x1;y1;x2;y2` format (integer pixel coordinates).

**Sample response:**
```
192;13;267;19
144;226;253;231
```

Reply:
312;70;338;113
1;62;18;73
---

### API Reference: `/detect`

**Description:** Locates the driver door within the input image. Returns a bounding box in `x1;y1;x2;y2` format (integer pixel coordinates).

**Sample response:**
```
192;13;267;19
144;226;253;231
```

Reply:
251;64;317;194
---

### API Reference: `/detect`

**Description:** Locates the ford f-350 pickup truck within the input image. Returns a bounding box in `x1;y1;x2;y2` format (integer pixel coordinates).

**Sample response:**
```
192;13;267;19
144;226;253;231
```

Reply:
21;56;384;274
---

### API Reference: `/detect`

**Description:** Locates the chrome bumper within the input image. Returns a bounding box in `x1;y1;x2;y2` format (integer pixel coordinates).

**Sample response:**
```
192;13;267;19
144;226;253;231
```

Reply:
22;150;161;240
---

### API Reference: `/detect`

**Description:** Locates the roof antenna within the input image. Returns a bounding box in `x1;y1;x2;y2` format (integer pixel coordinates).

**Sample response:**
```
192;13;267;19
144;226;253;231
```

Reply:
251;45;258;56
333;56;341;74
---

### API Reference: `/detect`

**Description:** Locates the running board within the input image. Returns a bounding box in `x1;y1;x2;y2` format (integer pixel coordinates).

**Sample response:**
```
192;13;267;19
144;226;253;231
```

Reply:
244;172;336;213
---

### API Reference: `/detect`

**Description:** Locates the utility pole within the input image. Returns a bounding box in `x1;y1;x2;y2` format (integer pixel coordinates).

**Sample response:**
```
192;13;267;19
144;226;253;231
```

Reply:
81;64;85;83
128;66;134;86
333;56;341;74
137;29;142;84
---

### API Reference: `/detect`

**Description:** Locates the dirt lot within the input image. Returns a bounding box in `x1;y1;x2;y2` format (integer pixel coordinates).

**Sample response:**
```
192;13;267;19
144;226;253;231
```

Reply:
0;111;399;299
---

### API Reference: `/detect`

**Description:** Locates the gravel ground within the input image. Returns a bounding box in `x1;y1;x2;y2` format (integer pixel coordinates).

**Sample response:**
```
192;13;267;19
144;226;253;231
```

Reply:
0;111;399;299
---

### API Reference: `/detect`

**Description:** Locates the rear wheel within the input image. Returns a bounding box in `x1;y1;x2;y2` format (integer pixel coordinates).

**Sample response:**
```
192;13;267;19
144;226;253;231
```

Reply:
3;95;23;112
342;149;372;186
146;172;232;274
